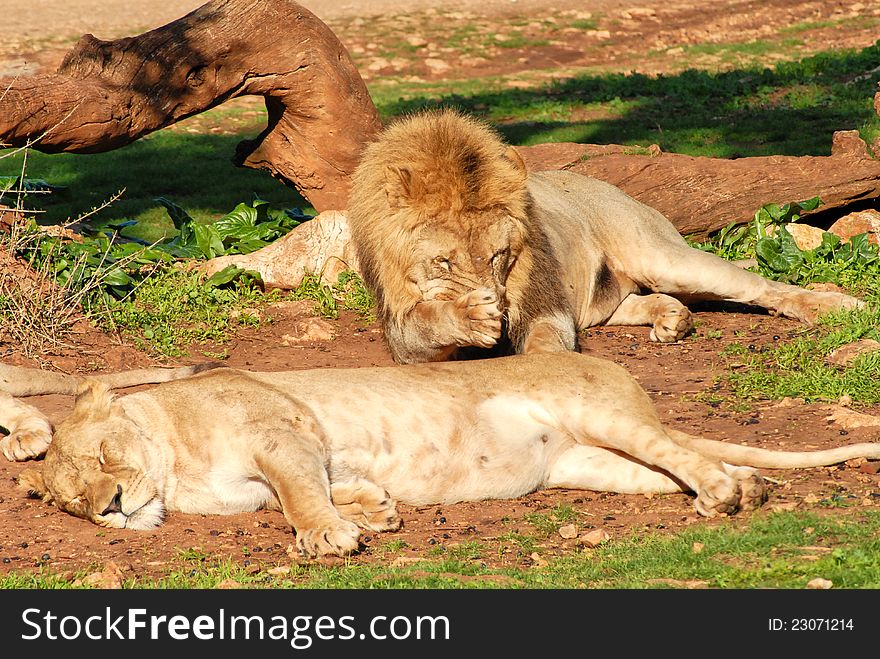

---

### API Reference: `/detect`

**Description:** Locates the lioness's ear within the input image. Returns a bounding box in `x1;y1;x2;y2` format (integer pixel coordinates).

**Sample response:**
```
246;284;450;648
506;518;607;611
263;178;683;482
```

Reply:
384;165;421;208
503;146;527;179
70;380;114;422
18;467;51;502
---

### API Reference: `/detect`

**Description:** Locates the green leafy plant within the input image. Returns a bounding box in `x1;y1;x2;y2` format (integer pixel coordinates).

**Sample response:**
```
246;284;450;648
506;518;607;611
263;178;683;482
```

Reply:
153;197;310;259
692;196;880;298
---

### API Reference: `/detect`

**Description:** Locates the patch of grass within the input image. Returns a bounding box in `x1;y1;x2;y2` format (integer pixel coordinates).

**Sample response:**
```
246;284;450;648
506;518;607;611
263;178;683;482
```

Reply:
335;270;376;320
286;270;376;321
524;503;577;536
570;19;599;31
103;267;278;357
5;511;879;588
723;305;880;403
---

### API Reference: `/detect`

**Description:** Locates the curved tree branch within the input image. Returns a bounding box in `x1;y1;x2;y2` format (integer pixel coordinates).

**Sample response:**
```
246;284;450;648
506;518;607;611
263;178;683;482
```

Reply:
0;0;382;211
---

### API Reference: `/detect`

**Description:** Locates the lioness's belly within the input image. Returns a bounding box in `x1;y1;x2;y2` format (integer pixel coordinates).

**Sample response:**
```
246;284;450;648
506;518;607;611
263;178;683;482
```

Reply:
321;393;574;505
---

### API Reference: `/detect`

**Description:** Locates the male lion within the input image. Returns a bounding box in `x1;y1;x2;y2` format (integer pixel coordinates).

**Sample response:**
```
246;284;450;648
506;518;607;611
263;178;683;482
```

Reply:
11;354;879;558
347;109;864;363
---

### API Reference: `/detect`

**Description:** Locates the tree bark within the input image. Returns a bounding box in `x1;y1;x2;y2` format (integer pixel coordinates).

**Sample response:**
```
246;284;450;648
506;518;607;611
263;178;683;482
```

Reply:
0;0;381;211
518;130;880;237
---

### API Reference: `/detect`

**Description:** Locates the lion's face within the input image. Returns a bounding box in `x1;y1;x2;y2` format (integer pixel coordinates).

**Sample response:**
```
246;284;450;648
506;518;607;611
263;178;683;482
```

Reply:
19;383;165;530
413;212;525;303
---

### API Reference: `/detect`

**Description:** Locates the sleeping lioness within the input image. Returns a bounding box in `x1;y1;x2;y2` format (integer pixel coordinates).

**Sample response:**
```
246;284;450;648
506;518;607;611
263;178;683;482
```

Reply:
8;354;879;558
347;109;864;363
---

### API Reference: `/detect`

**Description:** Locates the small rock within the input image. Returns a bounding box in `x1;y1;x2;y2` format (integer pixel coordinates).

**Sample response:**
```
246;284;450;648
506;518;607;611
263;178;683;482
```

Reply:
827;406;880;430
578;528;610;548
826;339;880;367
529;552;548;568
216;578;243;589
859;461;880;475
424;58;451;72
80;562;124;590
266;566;290;576
692;542;704;554
558;523;578;539
281;318;336;344
406;36;428;48
828;209;880;245
391;556;426;568
366;57;391;72
766;223;825;251
831;130;872;159
647;578;709;589
806;577;833;590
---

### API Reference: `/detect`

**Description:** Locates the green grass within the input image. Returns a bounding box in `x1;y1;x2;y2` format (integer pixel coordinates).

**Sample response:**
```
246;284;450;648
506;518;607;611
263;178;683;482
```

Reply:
722;305;880;403
101;267;277;358
371;41;880;156
4;511;879;588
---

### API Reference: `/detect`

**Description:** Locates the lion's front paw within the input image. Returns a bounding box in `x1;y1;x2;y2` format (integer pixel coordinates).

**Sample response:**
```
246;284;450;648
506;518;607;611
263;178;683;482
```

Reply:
1;430;52;462
333;481;402;532
649;307;693;343
693;473;741;517
457;288;503;347
778;291;865;324
295;520;361;558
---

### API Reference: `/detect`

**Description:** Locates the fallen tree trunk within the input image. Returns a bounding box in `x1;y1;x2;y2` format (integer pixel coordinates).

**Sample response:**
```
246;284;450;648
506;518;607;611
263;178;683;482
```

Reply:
0;0;381;211
518;130;880;237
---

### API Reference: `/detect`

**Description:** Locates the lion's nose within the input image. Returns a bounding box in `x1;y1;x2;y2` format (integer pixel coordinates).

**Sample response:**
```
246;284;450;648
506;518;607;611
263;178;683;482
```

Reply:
101;484;124;516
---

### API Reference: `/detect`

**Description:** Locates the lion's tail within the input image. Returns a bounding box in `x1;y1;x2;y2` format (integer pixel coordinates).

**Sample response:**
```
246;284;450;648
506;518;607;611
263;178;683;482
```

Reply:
0;362;224;397
666;428;880;468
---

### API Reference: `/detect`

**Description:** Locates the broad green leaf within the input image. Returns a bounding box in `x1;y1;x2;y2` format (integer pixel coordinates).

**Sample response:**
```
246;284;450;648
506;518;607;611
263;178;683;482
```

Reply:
205;265;245;287
756;226;804;273
192;223;226;259
102;268;134;287
155;197;195;230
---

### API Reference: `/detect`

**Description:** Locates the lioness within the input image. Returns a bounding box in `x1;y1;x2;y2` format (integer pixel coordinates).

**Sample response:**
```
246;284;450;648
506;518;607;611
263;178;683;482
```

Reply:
347;109;864;363
12;354;879;558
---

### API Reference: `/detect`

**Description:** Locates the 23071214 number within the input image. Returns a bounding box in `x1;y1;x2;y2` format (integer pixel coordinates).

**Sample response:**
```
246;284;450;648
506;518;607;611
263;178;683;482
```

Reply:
769;618;854;631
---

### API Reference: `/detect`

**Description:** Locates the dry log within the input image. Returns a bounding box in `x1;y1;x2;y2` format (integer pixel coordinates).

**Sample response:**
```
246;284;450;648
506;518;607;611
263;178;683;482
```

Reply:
0;0;381;211
517;130;880;237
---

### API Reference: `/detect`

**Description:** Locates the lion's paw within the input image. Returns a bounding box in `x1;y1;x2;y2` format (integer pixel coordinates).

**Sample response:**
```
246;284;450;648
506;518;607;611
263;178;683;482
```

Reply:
0;430;52;462
693;473;741;517
458;288;503;347
296;520;361;558
332;480;402;532
721;464;768;511
336;496;402;532
777;291;865;324
649;307;693;343
736;473;768;511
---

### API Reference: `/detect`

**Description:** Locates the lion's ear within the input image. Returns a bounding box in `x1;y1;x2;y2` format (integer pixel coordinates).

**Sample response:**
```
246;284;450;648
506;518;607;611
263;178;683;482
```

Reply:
384;165;422;208
18;467;51;502
70;380;114;423
503;146;527;179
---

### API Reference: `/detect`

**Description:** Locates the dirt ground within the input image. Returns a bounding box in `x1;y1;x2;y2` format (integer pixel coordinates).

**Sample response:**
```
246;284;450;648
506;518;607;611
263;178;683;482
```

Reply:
1;0;879;583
